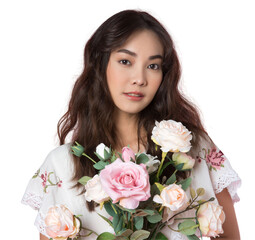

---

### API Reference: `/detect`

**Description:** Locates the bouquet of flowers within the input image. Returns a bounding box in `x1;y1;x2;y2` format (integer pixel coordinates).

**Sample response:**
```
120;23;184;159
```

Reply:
48;120;225;240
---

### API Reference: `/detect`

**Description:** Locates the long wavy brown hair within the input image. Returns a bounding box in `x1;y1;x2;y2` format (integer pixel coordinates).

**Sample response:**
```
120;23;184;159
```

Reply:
57;10;210;211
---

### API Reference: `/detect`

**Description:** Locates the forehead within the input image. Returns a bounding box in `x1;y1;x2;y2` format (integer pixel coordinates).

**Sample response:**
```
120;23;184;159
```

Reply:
114;30;164;56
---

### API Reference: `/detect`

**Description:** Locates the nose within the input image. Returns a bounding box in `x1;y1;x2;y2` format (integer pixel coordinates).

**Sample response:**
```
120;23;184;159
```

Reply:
131;68;147;86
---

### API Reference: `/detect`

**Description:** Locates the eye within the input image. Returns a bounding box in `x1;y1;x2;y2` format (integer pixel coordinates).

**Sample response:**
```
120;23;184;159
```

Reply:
148;64;160;70
119;59;131;65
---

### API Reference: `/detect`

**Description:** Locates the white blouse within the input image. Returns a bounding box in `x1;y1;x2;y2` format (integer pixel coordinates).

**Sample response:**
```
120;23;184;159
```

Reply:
21;142;241;240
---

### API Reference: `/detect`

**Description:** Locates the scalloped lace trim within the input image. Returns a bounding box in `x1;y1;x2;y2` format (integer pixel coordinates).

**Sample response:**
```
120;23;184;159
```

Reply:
212;169;241;203
21;192;43;210
35;213;48;236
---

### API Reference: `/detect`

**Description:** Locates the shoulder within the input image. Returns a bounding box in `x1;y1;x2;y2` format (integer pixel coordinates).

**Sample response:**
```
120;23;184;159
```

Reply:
41;143;75;179
44;143;73;166
46;143;72;160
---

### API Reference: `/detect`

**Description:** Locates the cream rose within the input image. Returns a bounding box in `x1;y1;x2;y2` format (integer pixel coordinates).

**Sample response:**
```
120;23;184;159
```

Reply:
151;120;192;153
197;202;225;237
172;152;195;170
153;184;189;211
44;205;80;240
85;174;110;203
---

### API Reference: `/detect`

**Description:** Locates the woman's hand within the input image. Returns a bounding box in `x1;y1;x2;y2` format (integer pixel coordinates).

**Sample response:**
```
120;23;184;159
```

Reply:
216;188;240;239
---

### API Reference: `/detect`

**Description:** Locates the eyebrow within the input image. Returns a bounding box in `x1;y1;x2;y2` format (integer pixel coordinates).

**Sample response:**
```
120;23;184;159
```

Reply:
116;49;163;60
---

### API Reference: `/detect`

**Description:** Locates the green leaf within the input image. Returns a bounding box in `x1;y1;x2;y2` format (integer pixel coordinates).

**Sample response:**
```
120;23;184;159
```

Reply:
113;214;123;234
130;230;150;240
94;152;106;161
134;216;144;230
177;177;192;191
93;160;109;170
136;153;149;164
146;212;162;223
155;232;168;240
187;234;200;240
196;188;205;197
111;154;118;162
104;202;117;217
190;187;196;199
166;172;176;185
117;229;133;237
139;209;155;216
178;220;198;236
155;182;164;192
175;163;184;171
78;176;92;185
151;183;160;195
104;148;112;160
97;232;116;240
116;204;136;214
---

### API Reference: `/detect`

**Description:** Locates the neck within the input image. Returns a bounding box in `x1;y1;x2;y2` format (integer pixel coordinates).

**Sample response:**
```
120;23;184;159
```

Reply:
114;110;146;153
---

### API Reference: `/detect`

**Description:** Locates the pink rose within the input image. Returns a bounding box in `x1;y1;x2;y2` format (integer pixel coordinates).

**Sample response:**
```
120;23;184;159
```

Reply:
197;202;225;237
44;205;80;240
99;159;150;209
122;146;135;162
206;148;226;170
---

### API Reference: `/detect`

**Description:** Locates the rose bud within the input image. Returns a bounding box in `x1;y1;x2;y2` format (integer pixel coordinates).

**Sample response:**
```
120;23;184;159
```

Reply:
71;142;84;157
96;143;111;160
172;152;195;170
122;146;136;162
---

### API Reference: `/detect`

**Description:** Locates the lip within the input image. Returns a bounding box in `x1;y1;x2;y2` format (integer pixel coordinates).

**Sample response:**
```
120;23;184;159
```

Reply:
123;91;144;101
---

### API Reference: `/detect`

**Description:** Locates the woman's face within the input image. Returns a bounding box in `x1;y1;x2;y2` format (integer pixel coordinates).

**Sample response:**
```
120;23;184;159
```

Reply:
106;30;163;116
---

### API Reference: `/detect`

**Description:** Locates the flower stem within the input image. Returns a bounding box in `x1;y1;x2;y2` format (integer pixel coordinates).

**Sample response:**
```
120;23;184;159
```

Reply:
175;217;196;220
82;153;97;164
169;197;215;222
156;152;167;179
80;227;99;236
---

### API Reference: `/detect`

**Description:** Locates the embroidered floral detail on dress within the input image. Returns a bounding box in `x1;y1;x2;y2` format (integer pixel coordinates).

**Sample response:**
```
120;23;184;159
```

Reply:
32;169;62;192
197;147;226;171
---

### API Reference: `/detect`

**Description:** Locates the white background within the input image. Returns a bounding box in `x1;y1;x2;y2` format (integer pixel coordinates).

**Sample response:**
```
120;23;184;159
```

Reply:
0;0;254;239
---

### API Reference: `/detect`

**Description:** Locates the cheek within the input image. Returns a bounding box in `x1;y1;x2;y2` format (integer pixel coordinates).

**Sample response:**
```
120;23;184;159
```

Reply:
106;61;126;94
149;75;162;96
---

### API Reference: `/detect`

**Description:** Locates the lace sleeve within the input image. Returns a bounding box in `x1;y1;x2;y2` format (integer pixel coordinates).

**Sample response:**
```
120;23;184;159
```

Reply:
196;143;241;203
21;144;71;237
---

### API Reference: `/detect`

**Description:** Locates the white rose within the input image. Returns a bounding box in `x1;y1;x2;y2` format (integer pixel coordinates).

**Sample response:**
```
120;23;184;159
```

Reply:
96;143;110;159
153;184;189;211
85;175;110;203
151;120;192;153
145;154;160;174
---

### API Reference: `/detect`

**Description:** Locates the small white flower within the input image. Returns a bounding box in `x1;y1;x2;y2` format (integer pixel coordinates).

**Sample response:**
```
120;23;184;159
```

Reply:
145;154;160;174
96;143;110;159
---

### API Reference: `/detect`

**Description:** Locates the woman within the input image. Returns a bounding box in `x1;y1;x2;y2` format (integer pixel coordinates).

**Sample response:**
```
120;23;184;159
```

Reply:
22;10;241;239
